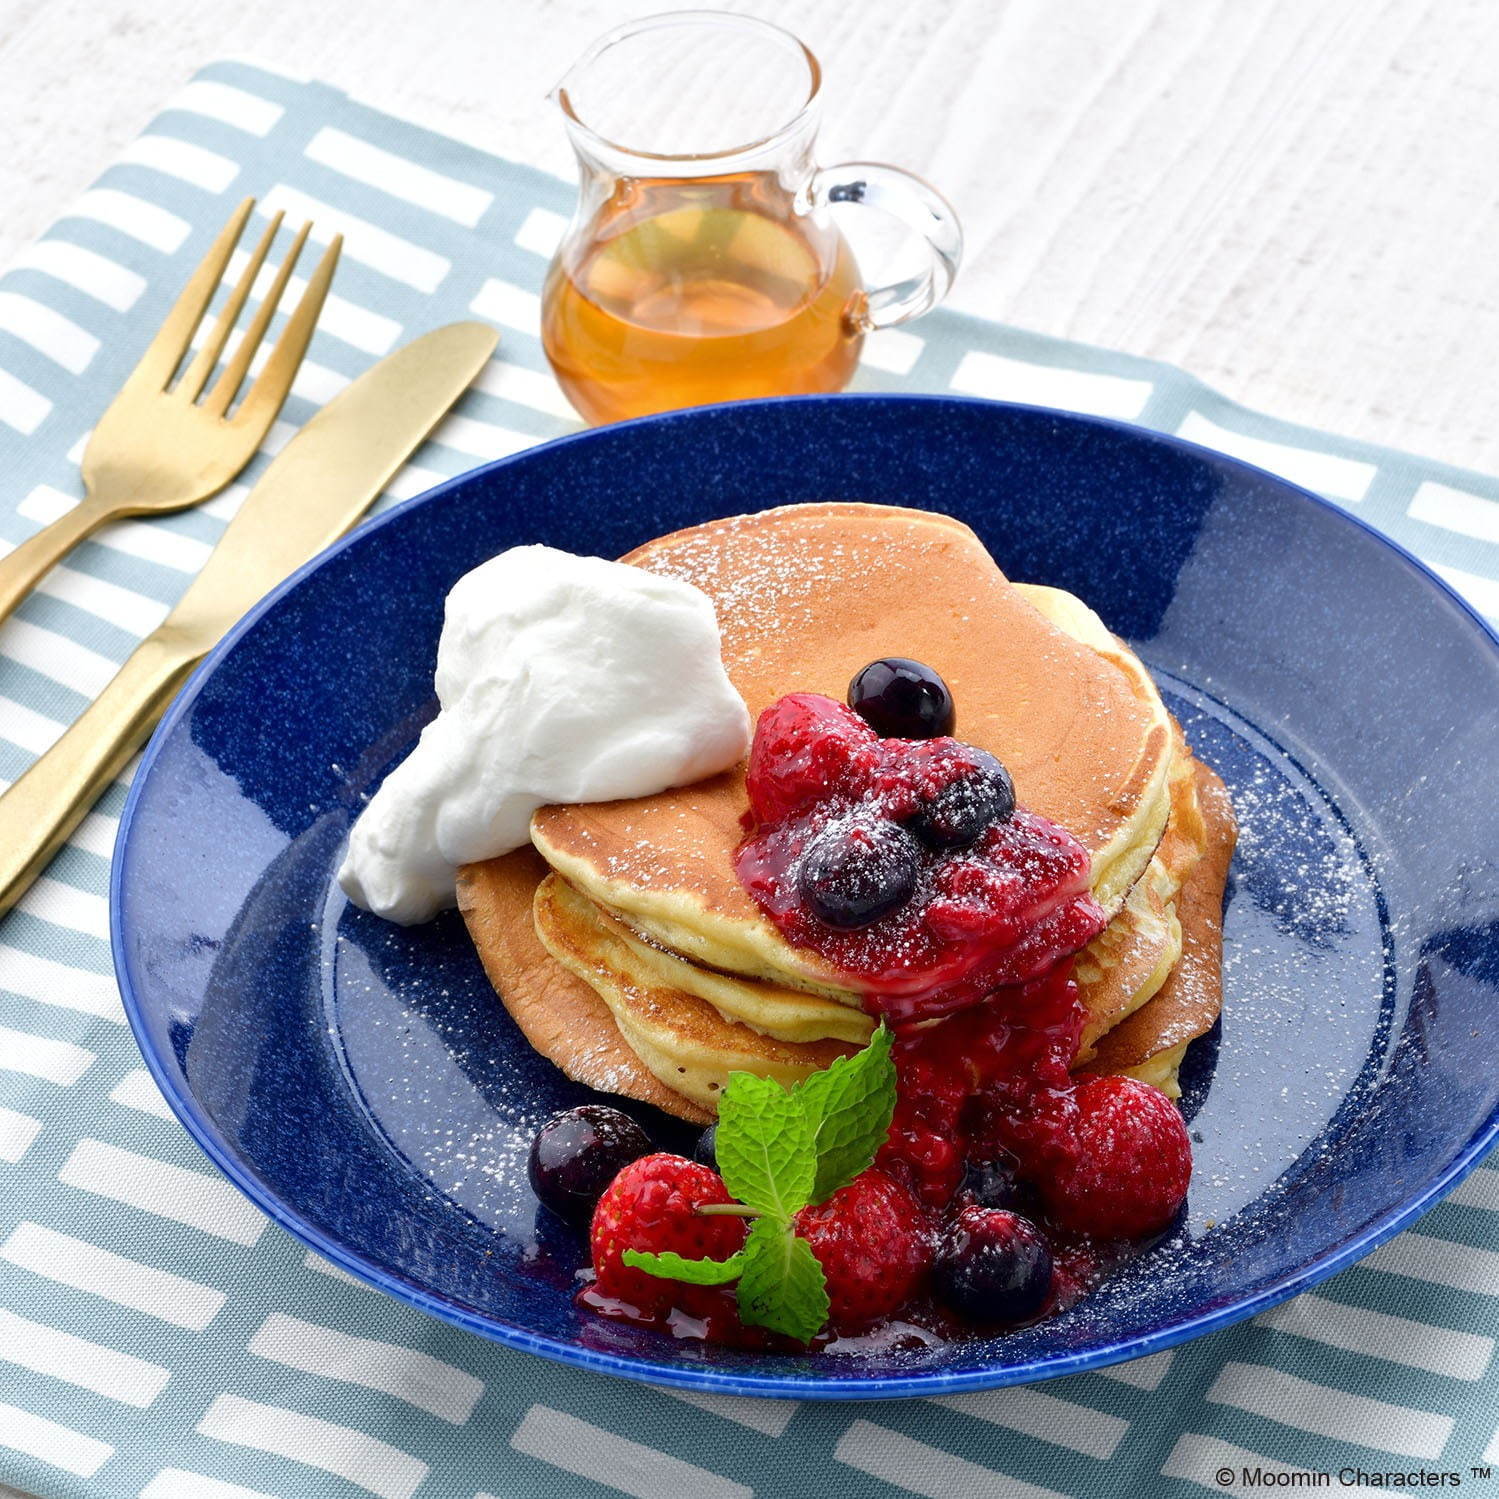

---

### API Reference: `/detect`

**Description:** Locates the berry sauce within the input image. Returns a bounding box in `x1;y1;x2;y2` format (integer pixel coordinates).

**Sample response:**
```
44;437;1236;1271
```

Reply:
735;693;1107;1025
875;962;1085;1209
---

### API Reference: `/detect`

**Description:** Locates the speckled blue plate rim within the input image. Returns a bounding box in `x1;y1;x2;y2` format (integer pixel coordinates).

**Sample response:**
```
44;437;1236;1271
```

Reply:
110;392;1499;1400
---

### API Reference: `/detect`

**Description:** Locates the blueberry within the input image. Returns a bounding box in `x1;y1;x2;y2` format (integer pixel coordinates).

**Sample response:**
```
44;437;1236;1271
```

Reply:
848;658;954;739
799;818;920;929
527;1105;652;1224
958;1156;1035;1214
694;1125;719;1169
908;749;1015;850
933;1207;1053;1323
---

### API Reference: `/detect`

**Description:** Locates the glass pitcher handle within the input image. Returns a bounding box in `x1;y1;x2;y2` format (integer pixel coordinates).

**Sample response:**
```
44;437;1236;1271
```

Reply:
813;162;963;329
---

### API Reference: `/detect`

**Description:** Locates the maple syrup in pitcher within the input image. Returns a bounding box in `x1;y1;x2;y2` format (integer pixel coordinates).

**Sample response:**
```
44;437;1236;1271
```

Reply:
542;13;962;424
544;175;865;425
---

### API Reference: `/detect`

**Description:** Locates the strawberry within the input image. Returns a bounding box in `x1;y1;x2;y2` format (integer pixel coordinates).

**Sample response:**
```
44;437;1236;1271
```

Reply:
589;1154;747;1315
1040;1076;1191;1239
744;693;880;824
792;1169;932;1327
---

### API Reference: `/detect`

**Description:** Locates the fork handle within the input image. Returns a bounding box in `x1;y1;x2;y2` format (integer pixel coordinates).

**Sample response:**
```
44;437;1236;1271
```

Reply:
0;629;198;918
0;500;108;631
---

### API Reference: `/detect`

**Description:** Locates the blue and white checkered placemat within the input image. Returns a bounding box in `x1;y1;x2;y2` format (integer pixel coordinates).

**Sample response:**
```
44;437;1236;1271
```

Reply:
3;58;1499;1499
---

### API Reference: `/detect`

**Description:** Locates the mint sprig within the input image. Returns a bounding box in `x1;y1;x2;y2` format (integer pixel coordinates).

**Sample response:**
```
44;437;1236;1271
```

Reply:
736;1218;829;1341
715;1070;815;1218
625;1023;896;1343
797;1027;895;1204
621;1249;745;1285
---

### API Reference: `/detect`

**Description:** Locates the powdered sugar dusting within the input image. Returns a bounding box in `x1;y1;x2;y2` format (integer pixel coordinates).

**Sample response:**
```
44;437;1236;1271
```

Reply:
1158;678;1389;1235
643;514;880;666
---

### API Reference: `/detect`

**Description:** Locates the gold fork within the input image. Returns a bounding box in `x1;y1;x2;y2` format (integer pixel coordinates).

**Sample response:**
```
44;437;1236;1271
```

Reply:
0;196;342;628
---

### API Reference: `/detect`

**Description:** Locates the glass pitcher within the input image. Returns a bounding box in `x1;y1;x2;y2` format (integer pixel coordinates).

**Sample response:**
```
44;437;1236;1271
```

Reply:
541;11;962;425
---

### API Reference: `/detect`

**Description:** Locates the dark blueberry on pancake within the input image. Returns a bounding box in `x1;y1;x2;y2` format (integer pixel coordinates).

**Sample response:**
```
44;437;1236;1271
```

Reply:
848;658;954;739
799;817;920;929
908;749;1015;850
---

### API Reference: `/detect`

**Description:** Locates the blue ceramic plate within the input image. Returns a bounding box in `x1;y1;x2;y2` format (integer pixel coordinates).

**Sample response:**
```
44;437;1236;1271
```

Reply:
113;395;1499;1399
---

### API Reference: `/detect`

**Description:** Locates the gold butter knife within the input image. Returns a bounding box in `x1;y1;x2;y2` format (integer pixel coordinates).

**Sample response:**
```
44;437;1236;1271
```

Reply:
0;320;498;918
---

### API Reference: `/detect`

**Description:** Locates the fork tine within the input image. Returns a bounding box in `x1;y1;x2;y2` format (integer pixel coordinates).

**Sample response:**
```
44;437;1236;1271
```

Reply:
120;197;255;396
175;211;284;404
202;220;311;417
228;234;342;430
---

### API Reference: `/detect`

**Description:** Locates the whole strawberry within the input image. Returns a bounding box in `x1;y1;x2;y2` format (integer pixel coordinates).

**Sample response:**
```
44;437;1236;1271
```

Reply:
793;1169;931;1327
590;1154;748;1315
1041;1076;1191;1239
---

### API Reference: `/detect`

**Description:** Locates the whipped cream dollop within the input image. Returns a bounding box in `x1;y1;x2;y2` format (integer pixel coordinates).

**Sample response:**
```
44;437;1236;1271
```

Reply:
338;545;751;925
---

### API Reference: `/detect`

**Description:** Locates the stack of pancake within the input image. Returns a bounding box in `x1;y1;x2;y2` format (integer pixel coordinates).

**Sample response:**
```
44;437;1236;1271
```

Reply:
459;504;1235;1126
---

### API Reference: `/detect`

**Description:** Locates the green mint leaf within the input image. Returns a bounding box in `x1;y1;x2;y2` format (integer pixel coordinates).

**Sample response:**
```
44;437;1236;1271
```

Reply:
795;1025;897;1204
735;1217;829;1343
620;1249;746;1286
715;1070;816;1219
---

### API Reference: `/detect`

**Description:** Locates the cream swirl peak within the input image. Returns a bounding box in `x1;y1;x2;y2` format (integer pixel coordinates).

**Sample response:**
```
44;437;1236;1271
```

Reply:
338;545;751;925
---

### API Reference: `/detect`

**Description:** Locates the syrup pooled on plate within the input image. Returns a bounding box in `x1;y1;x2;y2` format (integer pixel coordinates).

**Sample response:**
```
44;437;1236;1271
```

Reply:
541;174;865;424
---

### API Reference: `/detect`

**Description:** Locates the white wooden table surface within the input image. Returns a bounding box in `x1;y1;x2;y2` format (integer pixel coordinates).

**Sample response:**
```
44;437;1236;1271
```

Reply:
3;0;1497;474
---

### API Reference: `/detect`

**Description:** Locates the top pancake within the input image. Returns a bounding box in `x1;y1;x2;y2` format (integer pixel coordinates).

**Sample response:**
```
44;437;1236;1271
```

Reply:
532;503;1172;995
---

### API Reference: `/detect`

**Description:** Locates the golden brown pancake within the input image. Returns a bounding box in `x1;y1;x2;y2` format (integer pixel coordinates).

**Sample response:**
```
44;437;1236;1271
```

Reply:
458;847;717;1123
1082;761;1235;1094
530;504;1173;996
457;502;1228;1119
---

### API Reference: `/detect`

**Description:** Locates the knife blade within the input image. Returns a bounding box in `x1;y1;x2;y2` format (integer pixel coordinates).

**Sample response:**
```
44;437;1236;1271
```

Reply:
0;319;498;917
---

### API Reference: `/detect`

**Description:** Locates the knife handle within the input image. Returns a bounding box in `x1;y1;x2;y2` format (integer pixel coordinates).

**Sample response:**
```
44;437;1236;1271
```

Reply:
0;630;197;918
